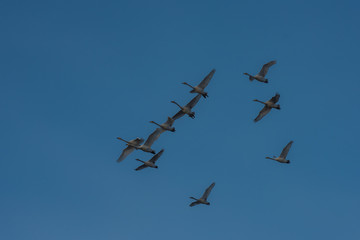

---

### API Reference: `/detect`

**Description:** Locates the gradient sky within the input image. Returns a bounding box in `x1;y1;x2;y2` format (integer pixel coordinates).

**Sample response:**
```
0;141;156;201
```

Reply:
1;0;360;239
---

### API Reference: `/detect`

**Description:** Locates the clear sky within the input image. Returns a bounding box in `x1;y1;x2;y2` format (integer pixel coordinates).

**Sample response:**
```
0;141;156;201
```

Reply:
1;0;359;239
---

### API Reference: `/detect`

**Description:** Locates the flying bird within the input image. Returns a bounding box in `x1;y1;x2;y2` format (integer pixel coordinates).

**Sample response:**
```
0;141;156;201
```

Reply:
244;60;276;83
136;128;162;154
135;149;164;171
149;117;175;132
171;94;202;120
266;141;294;164
116;137;144;163
189;182;216;207
253;93;280;122
182;69;216;98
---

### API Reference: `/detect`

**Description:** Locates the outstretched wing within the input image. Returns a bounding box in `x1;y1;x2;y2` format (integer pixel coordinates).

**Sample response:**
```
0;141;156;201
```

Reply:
149;149;164;163
144;128;163;147
117;146;135;163
172;110;185;120
280;141;294;159
201;182;216;200
186;94;202;109
131;138;144;145
135;164;148;171
198;69;216;89
165;117;175;126
269;93;280;103
189;201;201;207
258;60;276;77
254;106;271;122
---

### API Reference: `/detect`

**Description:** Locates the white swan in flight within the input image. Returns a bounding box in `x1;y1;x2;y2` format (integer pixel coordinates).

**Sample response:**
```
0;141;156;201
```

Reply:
116;137;144;163
244;60;276;83
135;149;164;171
266;141;294;164
253;93;280;122
149;117;175;132
171;94;202;120
182;69;216;98
189;182;216;207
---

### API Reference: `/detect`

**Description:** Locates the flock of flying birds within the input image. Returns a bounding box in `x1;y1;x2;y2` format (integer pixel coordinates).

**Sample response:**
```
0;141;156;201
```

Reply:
116;60;294;207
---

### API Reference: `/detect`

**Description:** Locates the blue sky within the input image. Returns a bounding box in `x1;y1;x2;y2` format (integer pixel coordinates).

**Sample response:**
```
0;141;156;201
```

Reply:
1;0;359;239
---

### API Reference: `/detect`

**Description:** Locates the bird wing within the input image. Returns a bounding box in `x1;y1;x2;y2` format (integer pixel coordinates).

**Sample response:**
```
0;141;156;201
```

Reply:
149;149;164;163
132;138;144;145
198;69;216;89
269;93;280;103
280;141;294;159
172;110;185;120
258;60;276;77
144;128;163;147
254;106;271;122
189;201;201;207
186;94;202;109
201;182;216;200
117;146;135;163
135;164;148;171
165;117;175;126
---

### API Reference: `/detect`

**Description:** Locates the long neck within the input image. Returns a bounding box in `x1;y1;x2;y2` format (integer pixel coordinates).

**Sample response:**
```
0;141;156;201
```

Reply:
189;197;198;201
150;121;161;127
266;157;276;161
136;159;145;163
171;101;183;109
182;82;195;89
254;99;266;104
117;137;129;144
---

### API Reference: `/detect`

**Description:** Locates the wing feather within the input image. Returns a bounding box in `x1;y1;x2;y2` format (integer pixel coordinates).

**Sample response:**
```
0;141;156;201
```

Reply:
172;110;185;120
165;117;174;126
269;93;280;103
254;106;271;122
189;201;200;207
198;69;216;89
117;146;135;163
144;128;163;147
135;164;148;171
149;149;164;163
201;182;215;200
186;94;202;109
258;60;276;77
280;141;294;158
